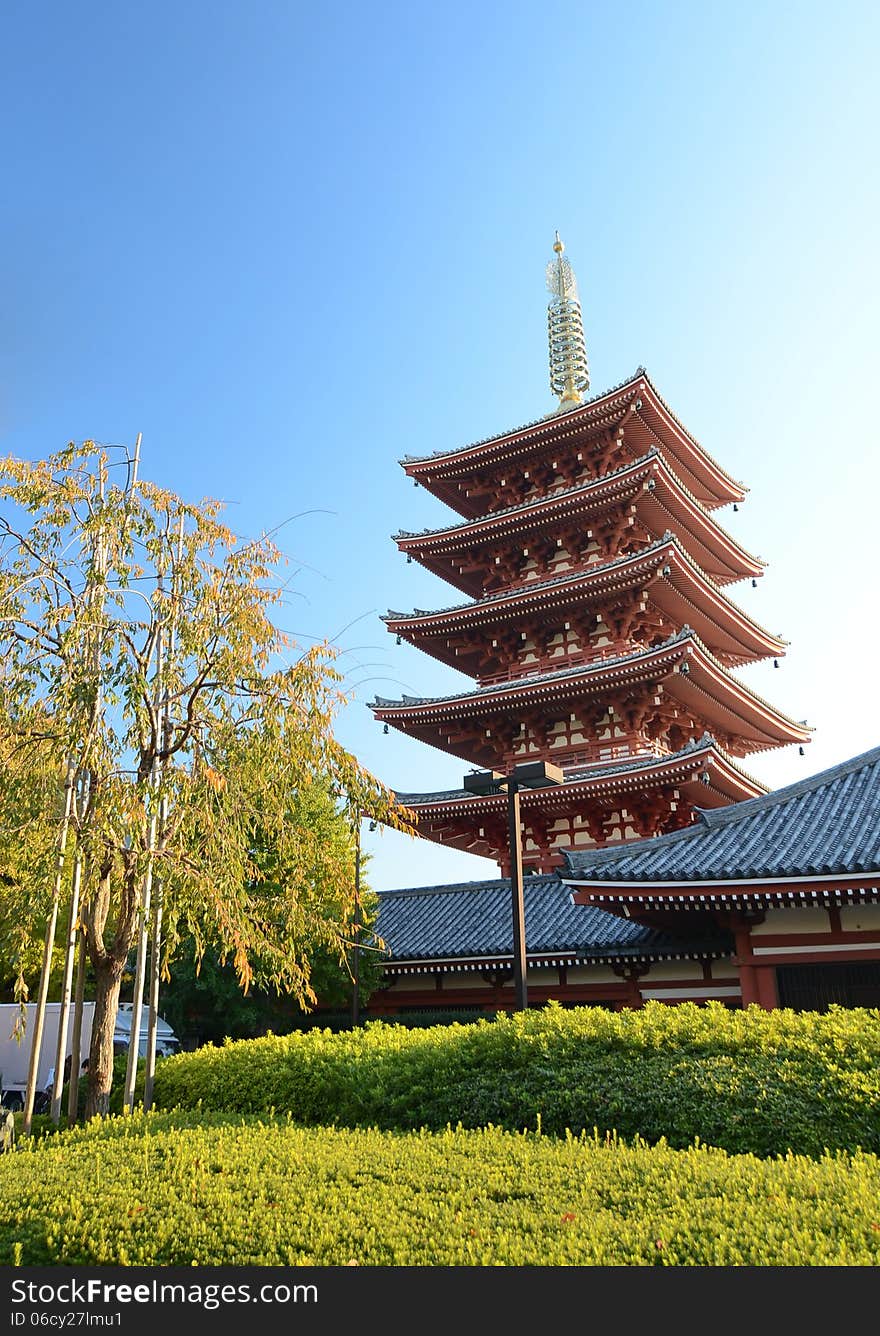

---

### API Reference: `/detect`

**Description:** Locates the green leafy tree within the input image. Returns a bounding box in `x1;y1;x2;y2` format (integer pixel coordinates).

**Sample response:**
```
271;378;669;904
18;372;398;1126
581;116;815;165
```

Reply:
0;442;412;1117
161;780;385;1046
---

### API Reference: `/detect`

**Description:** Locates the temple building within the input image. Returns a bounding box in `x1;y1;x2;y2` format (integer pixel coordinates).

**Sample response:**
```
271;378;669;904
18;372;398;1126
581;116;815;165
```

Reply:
557;745;880;1011
365;237;880;1017
371;236;809;874
371;746;880;1014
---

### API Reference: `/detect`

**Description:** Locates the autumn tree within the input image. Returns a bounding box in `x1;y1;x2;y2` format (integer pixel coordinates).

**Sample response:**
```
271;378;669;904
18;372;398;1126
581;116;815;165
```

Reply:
0;441;412;1119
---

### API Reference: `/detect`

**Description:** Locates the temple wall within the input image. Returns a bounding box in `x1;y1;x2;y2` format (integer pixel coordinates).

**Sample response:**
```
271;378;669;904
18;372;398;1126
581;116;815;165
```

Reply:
750;908;832;936
381;974;436;991
709;960;740;979
443;972;492;991
640;983;742;1001
642;961;704;981
372;968;746;1015
840;904;880;932
564;965;619;984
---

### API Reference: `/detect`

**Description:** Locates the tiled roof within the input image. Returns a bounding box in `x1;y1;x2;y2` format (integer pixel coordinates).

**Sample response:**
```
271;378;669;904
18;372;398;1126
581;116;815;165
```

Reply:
400;370;646;465
393;449;659;541
371;627;691;709
393;736;746;805
383;536;676;620
560;745;880;883
375;874;730;963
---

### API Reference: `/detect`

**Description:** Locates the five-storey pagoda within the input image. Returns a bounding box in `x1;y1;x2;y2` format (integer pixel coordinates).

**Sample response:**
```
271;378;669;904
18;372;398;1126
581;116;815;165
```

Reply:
371;237;809;874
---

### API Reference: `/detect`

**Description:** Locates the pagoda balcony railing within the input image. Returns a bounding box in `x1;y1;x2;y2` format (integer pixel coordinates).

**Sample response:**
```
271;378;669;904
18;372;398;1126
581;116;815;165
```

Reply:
478;639;666;687
560;739;673;771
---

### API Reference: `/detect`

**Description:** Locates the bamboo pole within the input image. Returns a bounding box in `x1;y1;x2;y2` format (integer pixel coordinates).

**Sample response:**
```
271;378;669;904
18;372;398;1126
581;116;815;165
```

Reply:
22;759;76;1136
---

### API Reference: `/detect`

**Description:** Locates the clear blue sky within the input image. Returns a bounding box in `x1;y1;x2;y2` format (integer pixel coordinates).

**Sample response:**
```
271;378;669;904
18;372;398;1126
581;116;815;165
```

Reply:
3;1;878;892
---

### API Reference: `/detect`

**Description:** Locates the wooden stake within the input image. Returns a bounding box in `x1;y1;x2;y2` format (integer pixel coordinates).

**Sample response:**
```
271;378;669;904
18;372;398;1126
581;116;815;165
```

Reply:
49;782;86;1125
122;619;163;1113
66;921;88;1127
22;760;76;1136
144;515;184;1109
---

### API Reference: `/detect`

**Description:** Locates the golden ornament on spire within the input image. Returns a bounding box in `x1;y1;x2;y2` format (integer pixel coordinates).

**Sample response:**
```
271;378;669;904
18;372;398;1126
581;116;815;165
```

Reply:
546;232;590;407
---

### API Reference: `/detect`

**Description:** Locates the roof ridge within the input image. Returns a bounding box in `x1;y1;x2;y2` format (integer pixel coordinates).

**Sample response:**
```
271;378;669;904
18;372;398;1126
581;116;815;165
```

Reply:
696;743;880;827
559;743;880;877
400;370;646;465
376;874;560;899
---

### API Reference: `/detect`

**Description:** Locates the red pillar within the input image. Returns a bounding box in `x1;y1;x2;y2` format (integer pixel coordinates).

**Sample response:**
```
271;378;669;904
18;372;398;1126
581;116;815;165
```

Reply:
733;924;759;1008
754;966;778;1010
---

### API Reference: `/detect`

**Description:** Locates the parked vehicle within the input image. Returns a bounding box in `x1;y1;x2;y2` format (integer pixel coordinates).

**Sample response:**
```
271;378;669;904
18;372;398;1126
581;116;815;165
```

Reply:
1;1001;181;1109
113;1003;181;1059
0;1002;96;1110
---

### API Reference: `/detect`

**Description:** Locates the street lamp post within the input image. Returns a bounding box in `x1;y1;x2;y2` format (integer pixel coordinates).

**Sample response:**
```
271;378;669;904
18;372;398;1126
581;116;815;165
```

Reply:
464;759;564;1012
506;776;529;1010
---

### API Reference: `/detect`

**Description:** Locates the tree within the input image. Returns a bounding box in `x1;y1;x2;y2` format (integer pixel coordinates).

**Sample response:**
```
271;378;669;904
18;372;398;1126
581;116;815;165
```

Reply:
0;441;412;1118
161;779;386;1046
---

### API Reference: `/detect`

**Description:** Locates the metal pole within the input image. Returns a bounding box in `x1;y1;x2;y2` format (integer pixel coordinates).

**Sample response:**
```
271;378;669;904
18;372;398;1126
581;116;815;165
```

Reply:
351;811;361;1028
507;780;528;1011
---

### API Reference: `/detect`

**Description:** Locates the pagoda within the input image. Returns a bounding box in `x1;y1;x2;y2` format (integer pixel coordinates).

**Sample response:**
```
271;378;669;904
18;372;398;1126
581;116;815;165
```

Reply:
371;237;810;874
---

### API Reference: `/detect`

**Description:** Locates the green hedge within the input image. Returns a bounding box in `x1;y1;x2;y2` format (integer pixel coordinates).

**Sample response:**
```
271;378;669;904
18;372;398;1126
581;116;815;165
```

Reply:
139;1001;880;1158
3;1113;880;1265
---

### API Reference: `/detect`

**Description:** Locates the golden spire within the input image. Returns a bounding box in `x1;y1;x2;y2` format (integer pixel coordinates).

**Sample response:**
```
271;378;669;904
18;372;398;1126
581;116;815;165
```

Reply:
546;231;590;408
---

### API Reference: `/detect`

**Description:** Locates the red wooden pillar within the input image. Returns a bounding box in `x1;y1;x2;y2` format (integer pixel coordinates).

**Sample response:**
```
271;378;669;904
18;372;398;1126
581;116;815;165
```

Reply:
613;962;648;1009
754;966;778;1010
733;921;759;1007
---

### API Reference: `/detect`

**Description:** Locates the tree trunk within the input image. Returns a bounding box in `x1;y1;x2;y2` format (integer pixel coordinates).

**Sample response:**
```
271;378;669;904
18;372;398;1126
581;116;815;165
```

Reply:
85;960;124;1119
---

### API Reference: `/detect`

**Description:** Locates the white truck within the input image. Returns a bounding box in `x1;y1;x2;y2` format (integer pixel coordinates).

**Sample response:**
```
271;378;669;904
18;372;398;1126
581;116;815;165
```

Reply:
0;1001;96;1110
0;1001;181;1109
113;1003;181;1059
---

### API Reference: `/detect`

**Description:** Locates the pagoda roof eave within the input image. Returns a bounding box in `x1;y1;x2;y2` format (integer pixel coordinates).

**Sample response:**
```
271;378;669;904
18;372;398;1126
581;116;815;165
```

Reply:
383;535;786;663
391;738;767;812
394;448;764;586
371;629;812;750
400;369;746;508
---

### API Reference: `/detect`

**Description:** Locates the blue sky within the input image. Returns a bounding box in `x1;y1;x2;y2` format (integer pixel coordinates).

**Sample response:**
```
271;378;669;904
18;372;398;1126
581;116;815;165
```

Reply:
3;1;878;892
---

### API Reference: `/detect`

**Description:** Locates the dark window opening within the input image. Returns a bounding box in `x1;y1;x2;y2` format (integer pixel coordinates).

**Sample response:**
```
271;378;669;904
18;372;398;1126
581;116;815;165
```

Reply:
776;961;880;1010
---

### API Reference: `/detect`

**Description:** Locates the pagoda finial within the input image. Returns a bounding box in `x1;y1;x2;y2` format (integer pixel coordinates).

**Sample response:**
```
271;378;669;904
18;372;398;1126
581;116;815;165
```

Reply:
546;232;590;408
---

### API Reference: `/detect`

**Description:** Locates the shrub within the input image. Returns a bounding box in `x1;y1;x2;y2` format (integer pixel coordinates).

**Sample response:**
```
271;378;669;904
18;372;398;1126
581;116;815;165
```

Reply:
2;1112;879;1265
143;1002;880;1157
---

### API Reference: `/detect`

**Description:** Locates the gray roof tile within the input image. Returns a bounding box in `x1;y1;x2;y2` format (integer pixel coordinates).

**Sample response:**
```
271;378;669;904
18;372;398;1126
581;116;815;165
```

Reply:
560;745;880;882
376;875;729;962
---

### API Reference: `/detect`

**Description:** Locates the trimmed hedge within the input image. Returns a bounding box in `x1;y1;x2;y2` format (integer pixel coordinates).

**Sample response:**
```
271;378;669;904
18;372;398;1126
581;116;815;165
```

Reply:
139;1001;880;1157
3;1112;880;1265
